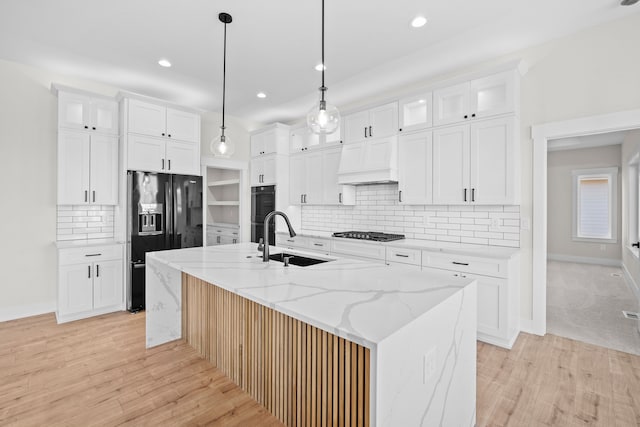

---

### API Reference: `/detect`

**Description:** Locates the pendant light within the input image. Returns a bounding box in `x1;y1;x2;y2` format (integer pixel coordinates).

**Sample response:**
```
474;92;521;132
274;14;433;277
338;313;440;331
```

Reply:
307;0;340;135
211;12;235;157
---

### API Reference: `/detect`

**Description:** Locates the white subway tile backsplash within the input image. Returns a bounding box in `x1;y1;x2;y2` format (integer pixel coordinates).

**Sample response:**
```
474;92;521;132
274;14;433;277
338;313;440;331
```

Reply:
301;184;520;248
57;205;115;241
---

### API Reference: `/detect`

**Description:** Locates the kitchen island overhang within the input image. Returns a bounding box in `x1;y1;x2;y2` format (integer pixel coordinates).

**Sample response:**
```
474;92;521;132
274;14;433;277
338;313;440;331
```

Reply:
146;243;477;427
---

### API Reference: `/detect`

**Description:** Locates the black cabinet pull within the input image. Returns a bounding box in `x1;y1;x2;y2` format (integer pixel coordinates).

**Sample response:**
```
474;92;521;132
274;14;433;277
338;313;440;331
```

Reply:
168;134;171;138
471;113;476;118
85;253;102;257
452;261;469;266
314;243;323;247
464;188;467;202
633;242;640;248
339;192;342;204
168;159;171;170
84;125;89;129
88;265;91;278
162;159;165;170
162;133;165;136
339;140;343;144
399;128;403;132
471;188;475;202
301;194;304;204
464;115;468;119
92;191;95;203
364;127;367;138
395;254;409;258
369;126;373;137
398;190;402;202
84;190;88;202
96;264;100;277
92;127;96;130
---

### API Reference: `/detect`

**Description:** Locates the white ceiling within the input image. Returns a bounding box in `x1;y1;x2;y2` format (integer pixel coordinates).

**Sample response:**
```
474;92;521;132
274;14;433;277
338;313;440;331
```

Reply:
1;1;639;125
548;131;628;152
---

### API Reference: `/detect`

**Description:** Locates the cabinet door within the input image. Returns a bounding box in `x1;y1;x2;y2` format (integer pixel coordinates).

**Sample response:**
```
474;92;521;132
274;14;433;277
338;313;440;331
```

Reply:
58;263;93;314
261;156;277;185
322;148;343;204
289;154;306;205
343;110;369;143
93;259;123;309
467;272;507;339
90;135;119;205
324;123;342;145
58;93;91;131
369;102;398;139
127;134;166;173
470;117;515;204
399;93;432;133
261;130;278;155
304;151;323;204
290;127;320;153
433;82;470;127
90;99;119;134
250;159;264;186
469;71;515;119
398;131;433;204
250;132;265;157
58;131;90;205
165;140;200;175
166;108;200;142
337;142;364;174
128;99;166;138
432;125;469;204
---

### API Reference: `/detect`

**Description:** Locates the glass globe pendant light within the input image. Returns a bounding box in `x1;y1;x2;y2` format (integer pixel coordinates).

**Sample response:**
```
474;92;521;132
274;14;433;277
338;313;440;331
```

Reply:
211;12;235;157
307;0;340;135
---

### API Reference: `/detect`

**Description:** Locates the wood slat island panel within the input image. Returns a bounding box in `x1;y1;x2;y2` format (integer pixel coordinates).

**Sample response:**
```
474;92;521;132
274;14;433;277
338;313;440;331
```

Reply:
181;273;371;427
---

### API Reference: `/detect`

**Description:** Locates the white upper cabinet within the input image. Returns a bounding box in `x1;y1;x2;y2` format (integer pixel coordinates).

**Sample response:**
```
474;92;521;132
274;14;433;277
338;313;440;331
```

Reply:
399;93;433;133
290;148;355;206
250;124;289;157
322;148;355;205
127;134;199;175
58;131;118;205
343;102;398;144
58;92;118;134
289;126;320;153
398;131;433;205
432;116;518;205
433;70;517;127
127;99;200;143
251;154;279;186
165;139;201;175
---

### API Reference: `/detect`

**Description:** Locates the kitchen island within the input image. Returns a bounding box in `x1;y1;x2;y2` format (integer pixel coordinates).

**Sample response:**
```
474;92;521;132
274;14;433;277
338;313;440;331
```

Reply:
146;243;477;427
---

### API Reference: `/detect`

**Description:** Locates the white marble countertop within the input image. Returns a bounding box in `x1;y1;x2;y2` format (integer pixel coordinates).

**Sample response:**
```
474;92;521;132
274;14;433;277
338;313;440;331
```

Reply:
277;229;520;259
55;239;124;249
147;242;475;348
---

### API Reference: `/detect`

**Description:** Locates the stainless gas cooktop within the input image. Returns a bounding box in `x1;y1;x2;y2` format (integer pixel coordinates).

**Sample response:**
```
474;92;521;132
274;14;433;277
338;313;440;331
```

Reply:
332;231;405;242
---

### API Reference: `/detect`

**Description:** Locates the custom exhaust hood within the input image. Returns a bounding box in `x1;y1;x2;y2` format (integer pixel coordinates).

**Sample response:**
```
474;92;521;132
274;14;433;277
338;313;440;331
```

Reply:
337;137;398;184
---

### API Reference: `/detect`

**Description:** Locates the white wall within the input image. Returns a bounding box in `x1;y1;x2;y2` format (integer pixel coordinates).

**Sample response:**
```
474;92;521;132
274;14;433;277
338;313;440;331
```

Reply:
0;58;252;319
329;12;640;324
547;145;622;262
621;130;640;300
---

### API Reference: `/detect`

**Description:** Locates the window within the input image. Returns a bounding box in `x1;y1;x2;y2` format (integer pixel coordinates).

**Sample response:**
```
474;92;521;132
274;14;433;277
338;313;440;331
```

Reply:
572;167;618;243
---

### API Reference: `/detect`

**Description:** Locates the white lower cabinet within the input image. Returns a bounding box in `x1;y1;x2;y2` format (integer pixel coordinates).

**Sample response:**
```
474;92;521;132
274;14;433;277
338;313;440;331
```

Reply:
57;244;124;323
207;224;240;246
421;251;520;349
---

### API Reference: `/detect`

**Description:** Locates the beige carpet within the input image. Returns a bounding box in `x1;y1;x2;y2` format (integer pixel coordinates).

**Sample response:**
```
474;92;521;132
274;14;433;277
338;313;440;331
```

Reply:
547;260;640;355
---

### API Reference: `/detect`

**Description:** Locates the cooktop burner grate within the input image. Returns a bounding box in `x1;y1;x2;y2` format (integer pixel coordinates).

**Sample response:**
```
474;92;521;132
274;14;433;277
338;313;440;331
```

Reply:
332;231;405;242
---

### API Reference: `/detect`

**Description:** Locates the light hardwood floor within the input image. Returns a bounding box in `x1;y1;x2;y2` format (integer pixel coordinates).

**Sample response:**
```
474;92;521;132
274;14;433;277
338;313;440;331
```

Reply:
1;312;639;426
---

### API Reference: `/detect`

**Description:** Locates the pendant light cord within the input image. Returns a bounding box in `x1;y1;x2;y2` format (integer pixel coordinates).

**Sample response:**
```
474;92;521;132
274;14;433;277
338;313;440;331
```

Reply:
221;20;227;135
321;0;325;103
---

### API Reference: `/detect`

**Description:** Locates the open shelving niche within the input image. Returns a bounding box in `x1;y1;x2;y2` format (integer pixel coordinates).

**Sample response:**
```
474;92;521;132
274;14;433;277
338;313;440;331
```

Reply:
202;157;247;246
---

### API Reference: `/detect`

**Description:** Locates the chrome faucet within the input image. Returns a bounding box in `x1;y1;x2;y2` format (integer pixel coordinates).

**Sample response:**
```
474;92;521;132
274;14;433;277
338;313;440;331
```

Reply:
263;210;296;262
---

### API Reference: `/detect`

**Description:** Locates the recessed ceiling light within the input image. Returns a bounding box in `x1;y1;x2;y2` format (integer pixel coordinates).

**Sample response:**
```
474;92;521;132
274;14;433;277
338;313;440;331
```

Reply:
158;59;172;68
411;16;427;28
315;63;326;71
256;92;267;99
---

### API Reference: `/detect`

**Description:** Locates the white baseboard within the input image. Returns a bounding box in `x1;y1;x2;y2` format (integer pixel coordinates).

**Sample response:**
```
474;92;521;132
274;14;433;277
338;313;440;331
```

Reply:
0;301;56;323
547;253;622;267
621;263;640;302
519;316;544;336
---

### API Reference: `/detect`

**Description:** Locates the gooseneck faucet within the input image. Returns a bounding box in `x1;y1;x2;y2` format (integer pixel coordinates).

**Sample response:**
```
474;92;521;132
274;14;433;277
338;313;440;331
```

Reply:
263;211;296;262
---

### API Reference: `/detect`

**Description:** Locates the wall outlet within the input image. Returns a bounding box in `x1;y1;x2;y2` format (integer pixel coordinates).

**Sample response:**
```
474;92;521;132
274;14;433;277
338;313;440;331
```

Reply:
423;348;437;384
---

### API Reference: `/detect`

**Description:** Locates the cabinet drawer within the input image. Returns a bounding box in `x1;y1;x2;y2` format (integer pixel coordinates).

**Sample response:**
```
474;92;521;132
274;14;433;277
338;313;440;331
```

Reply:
385;246;422;266
58;244;123;265
277;233;309;249
308;238;331;253
421;251;507;278
331;239;385;261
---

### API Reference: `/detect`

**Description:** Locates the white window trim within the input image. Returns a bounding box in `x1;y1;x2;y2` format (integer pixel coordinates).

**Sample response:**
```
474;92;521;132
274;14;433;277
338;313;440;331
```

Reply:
571;167;618;243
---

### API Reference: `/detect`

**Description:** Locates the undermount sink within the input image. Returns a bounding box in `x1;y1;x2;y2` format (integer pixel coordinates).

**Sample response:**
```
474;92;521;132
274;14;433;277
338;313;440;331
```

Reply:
268;252;332;267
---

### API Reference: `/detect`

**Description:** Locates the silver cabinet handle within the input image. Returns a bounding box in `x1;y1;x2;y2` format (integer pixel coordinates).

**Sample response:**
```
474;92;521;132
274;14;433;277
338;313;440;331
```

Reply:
88;265;91;279
132;263;145;269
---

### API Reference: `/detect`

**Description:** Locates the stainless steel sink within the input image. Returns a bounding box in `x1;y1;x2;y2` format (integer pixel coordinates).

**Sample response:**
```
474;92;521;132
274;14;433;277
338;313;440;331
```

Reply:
268;252;332;267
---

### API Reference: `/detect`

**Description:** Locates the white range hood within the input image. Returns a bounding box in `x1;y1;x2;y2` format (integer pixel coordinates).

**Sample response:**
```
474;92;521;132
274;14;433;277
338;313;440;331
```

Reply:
337;137;398;185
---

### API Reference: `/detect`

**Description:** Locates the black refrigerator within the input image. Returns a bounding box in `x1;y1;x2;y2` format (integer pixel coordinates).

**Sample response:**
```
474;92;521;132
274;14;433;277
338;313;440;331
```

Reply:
251;185;276;244
127;171;203;312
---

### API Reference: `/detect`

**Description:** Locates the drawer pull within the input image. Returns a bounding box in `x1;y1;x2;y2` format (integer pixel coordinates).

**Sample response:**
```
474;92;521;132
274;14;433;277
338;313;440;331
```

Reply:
395;254;409;258
88;265;91;278
286;239;295;243
313;243;324;247
452;261;469;266
85;253;102;257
